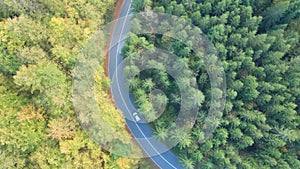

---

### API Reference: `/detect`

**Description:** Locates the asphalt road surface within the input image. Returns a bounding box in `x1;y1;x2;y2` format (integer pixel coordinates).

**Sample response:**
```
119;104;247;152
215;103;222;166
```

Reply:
108;0;185;169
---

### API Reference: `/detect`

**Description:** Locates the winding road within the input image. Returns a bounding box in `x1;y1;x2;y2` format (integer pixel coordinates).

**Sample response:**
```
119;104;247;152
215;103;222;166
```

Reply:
108;0;185;169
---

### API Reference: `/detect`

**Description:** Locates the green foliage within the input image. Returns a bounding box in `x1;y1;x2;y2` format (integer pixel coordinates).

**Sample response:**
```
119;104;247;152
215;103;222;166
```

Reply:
123;0;300;168
132;0;152;12
0;16;47;75
0;0;145;168
14;62;68;108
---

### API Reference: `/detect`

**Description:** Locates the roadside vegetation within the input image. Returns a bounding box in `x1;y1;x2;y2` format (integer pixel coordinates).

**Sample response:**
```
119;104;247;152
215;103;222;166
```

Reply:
0;0;150;168
124;0;300;168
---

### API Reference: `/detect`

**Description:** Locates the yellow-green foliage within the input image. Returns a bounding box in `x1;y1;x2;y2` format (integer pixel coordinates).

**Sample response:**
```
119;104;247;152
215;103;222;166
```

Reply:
0;0;146;168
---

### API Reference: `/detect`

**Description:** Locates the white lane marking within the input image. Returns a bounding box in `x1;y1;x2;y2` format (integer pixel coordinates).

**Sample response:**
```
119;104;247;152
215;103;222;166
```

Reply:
110;1;179;168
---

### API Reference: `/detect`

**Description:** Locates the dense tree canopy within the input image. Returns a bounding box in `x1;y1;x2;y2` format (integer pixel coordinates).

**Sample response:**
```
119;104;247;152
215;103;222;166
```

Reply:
1;0;299;168
0;0;150;168
124;0;300;168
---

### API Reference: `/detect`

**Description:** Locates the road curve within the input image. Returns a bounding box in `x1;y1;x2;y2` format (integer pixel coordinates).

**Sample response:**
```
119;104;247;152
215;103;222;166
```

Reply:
108;1;185;169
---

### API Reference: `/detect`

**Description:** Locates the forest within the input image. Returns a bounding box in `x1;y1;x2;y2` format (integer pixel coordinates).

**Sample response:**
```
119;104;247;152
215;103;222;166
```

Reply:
123;0;300;168
0;0;299;169
0;0;150;168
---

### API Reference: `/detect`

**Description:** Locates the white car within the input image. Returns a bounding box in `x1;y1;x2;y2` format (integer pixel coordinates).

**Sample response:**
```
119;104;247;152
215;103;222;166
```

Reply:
132;112;141;122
